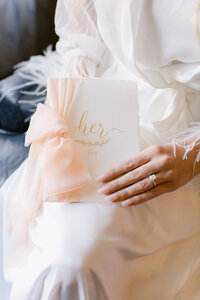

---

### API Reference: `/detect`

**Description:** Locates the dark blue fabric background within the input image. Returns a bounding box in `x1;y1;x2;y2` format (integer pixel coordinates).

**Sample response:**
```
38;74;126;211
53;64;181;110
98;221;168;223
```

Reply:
0;72;45;186
0;130;29;186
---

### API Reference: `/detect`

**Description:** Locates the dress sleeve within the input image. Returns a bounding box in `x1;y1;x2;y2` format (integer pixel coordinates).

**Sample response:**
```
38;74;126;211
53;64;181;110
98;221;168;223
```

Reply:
54;0;107;77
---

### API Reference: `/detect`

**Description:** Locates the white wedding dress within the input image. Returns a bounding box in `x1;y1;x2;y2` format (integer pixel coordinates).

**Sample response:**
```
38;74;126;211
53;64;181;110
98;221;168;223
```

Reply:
2;0;200;299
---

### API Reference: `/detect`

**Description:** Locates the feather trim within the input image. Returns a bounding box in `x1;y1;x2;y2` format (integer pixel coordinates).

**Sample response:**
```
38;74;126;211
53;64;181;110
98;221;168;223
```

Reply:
172;122;200;175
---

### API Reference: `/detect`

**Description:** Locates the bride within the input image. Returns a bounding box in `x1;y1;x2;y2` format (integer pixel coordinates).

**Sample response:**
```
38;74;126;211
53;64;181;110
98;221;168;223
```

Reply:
2;0;200;299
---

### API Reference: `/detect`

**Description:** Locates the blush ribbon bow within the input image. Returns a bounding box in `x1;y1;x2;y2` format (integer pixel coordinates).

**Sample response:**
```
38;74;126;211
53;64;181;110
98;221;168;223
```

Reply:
8;78;91;246
25;102;91;199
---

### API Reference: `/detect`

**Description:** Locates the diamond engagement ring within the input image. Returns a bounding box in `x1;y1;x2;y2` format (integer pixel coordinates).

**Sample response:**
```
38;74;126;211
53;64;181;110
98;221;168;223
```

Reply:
149;174;157;187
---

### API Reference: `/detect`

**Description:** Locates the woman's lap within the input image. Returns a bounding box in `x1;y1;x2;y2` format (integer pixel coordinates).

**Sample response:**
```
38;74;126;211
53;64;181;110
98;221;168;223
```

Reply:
7;197;200;300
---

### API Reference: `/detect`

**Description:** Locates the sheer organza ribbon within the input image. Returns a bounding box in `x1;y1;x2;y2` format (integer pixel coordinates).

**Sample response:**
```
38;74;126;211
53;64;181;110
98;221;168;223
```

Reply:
25;77;91;204
9;78;91;246
25;102;91;199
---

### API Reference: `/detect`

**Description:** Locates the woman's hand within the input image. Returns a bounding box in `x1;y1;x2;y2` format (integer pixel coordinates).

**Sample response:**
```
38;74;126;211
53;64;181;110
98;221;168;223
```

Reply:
96;144;200;207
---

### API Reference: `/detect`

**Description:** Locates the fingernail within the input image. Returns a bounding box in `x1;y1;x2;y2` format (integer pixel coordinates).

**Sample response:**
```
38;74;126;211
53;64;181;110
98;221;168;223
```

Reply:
96;174;107;182
122;200;132;207
105;195;115;202
97;186;109;195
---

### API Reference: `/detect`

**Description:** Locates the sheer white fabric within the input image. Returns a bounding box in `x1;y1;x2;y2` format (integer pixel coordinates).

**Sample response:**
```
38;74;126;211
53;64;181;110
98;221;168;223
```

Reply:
94;0;200;153
55;0;107;77
6;0;108;109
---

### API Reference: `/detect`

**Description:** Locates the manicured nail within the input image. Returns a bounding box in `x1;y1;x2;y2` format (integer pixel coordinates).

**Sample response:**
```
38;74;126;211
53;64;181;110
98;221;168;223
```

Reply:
105;195;116;202
97;186;109;195
122;200;132;207
96;174;107;182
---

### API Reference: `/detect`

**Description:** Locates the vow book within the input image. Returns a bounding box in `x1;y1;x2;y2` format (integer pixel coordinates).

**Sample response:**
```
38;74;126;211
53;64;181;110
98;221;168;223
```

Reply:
63;77;139;203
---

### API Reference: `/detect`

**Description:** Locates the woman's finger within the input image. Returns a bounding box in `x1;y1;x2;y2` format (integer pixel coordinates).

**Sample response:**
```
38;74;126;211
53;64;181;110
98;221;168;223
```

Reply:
96;150;151;183
97;161;157;195
104;171;170;203
121;182;173;206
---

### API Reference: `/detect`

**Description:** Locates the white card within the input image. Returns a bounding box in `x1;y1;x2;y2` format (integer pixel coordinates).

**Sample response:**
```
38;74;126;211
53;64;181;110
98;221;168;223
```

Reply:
66;77;139;203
